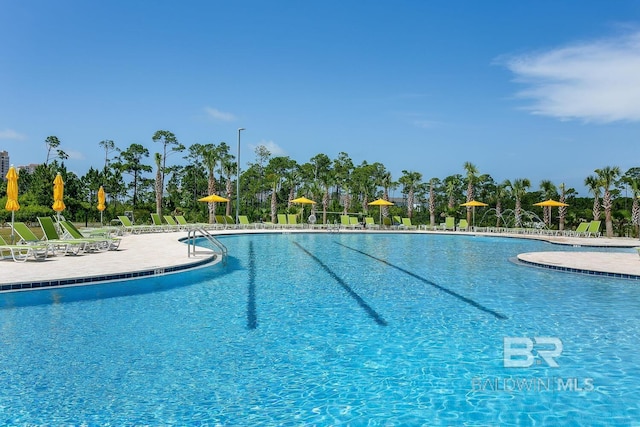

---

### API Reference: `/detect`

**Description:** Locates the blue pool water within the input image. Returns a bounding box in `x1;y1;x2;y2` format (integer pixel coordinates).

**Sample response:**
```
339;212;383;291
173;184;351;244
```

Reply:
1;233;639;425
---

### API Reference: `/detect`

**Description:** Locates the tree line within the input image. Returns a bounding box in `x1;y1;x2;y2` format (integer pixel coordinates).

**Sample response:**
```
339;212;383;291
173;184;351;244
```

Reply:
2;132;639;238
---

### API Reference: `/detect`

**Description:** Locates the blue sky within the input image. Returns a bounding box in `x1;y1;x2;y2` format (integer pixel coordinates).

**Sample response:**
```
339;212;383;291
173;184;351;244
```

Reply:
2;1;640;196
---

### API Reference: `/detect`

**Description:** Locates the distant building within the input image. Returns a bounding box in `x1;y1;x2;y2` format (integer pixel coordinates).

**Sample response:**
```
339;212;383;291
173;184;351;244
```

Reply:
17;163;40;174
0;151;9;180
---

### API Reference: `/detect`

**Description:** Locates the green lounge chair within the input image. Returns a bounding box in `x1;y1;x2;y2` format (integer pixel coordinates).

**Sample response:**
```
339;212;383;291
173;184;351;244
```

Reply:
568;222;589;237
163;215;184;231
364;217;379;229
457;219;469;231
174;215;214;230
401;217;417;230
349;216;362;229
151;213;171;232
287;214;303;228
238;215;255;229
340;215;351;229
37;216;89;255
0;235;49;262
586;220;601;237
442;217;456;231
225;215;239;229
215;215;229;228
12;221;67;257
277;214;288;228
383;217;393;229
59;220;121;251
393;216;402;227
117;215;154;234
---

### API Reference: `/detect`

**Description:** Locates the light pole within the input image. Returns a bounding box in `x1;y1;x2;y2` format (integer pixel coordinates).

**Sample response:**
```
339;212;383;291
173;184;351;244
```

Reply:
236;128;245;225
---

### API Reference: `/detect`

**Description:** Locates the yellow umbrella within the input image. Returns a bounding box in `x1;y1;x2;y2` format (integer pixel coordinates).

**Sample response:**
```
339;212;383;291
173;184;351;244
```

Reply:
5;166;20;244
52;172;65;221
534;199;568;228
97;186;106;225
291;196;316;205
460;200;489;228
368;198;394;224
291;196;316;224
533;199;568;207
198;194;230;203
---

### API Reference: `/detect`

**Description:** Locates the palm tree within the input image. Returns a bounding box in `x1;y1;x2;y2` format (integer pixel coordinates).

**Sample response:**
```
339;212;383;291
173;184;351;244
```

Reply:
494;183;509;228
539;180;557;226
154;153;163;216
399;170;422;219
463;162;478;225
630;179;640;238
595;166;621;237
584;175;602;221
428;178;438;227
505;178;531;228
381;171;396;221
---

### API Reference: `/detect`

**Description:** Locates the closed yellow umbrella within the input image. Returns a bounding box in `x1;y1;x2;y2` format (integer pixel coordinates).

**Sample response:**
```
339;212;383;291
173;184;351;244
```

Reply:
198;194;230;203
52;172;66;221
5;165;20;243
97;186;106;225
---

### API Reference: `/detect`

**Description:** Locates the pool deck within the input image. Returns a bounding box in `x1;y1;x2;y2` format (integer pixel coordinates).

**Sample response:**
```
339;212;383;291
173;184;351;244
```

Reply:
1;228;639;291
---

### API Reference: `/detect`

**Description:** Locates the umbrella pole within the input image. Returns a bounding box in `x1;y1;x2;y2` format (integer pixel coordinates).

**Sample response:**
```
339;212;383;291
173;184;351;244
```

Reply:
100;211;103;227
10;212;14;244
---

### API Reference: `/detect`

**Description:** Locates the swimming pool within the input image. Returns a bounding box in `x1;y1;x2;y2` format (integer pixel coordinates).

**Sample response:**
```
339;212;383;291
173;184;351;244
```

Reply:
1;233;639;425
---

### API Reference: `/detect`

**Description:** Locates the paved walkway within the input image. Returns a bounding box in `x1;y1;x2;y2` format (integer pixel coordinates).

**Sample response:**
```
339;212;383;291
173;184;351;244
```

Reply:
1;228;639;292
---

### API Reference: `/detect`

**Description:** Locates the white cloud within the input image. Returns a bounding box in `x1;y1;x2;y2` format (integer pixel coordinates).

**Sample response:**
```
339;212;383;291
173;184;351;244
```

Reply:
204;107;237;122
0;129;27;140
66;150;84;160
248;140;287;157
501;31;640;123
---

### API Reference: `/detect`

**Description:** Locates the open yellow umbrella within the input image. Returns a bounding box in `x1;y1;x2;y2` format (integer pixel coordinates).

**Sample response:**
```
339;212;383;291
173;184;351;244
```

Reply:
460;200;489;228
5;166;20;243
97;186;106;225
52;172;66;221
534;199;568;227
368;198;394;225
198;194;230;203
291;196;316;224
533;199;568;207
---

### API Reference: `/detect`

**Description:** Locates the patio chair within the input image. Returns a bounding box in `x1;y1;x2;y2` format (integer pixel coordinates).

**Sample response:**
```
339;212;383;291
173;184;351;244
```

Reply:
117;215;154;234
150;213;171;232
287;214;304;228
364;217;379;229
567;222;589;237
277;214;289;228
586;220;601;237
442;217;456;231
177;215;218;230
401;217;417;230
12;221;66;257
37;216;88;255
393;216;403;227
162;215;184;231
59;221;121;251
383;217;394;229
0;235;49;262
457;219;469;231
340;215;351;229
349;216;362;229
238;215;256;229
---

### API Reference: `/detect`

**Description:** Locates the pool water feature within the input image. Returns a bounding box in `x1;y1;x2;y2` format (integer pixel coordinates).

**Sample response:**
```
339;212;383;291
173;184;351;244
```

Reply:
1;233;639;425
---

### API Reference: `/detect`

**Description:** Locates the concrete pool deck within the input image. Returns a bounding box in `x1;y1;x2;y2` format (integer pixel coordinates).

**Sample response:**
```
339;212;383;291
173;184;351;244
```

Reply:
1;228;639;291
